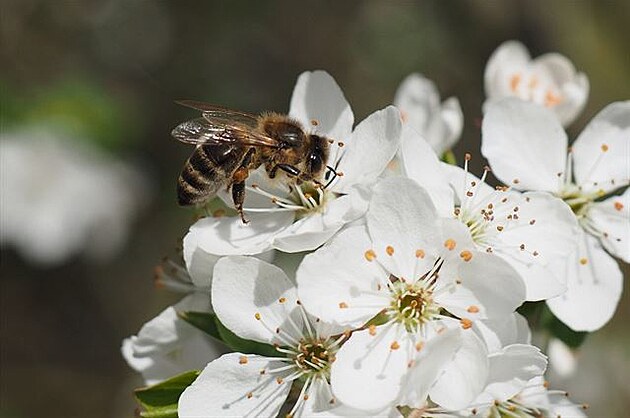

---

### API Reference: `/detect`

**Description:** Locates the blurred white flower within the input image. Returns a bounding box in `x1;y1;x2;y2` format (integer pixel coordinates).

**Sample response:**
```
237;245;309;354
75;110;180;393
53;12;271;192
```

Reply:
482;99;629;331
296;177;526;413
183;70;401;258
394;73;463;156
548;338;578;378
0;128;148;266
179;256;352;418
484;40;589;127
401;126;579;301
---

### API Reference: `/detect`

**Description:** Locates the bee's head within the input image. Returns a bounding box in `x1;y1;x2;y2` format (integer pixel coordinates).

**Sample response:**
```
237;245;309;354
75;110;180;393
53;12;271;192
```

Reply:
306;134;330;178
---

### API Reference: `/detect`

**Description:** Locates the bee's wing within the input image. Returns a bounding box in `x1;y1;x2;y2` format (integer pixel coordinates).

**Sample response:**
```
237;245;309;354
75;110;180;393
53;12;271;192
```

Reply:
176;100;260;126
171;117;281;148
173;101;281;148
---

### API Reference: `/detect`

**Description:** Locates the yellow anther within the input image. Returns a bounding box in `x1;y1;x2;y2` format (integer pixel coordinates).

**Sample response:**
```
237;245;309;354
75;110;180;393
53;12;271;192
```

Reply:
444;239;457;250
544;90;563;107
460;250;473;262
415;341;424;351
364;249;377;262
579;258;588;265
386;245;395;256
368;324;377;336
601;144;609;152
467;305;480;313
239;356;248;365
614;201;624;211
247;392;253;399
278;297;286;303
254;312;261;320
510;73;521;92
338;302;348;309
390;341;400;350
460;318;473;329
276;377;284;384
415;249;425;258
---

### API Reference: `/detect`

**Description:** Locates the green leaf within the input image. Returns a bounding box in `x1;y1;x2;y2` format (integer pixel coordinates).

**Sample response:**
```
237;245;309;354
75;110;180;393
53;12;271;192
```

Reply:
179;311;278;357
177;311;222;341
134;370;199;418
541;307;588;348
216;318;279;357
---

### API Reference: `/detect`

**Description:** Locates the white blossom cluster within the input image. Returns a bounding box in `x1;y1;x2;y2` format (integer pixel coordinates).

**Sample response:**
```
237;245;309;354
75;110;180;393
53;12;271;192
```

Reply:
123;41;628;417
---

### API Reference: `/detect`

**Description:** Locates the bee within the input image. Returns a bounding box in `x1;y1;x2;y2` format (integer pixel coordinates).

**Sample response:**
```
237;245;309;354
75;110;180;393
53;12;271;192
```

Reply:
172;100;333;223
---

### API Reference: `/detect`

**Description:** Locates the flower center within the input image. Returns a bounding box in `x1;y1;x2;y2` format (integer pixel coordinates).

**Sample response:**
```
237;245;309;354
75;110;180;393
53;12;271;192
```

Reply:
291;337;335;378
508;71;564;108
388;281;440;332
289;182;331;217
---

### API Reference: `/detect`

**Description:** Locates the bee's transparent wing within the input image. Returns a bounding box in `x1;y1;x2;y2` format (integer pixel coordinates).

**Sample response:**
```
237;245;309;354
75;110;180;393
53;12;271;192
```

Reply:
172;101;280;148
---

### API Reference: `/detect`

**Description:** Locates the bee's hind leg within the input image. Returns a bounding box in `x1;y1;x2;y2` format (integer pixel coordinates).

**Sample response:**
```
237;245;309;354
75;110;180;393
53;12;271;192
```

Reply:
231;148;256;224
231;180;248;224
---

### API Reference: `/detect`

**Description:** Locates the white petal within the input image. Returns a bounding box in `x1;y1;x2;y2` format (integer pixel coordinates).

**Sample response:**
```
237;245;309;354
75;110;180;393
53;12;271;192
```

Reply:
212;256;302;345
572;101;630;194
438;97;464;153
289;70;354;142
394;73;461;155
474;313;531;353
296;225;389;328
481;98;567;193
178;353;292;418
490;192;578;301
548;338;578;378
437;252;526;320
330;325;412;412
188;211;294;256
546;231;623;331
183;227;220;288
484;344;547;402
272;190;369;252
532;53;589;127
587;188;630;262
401;126;454;216
394;73;440;135
429;329;489;410
367;177;441;281
333;106;402;192
484;40;531;99
122;293;221;385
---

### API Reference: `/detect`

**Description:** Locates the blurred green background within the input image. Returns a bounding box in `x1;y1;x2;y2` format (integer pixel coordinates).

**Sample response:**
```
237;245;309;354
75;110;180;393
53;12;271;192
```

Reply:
1;1;629;417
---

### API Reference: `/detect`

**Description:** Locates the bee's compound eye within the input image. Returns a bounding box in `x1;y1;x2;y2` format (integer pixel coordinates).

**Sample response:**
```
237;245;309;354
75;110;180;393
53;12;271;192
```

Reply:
308;152;324;175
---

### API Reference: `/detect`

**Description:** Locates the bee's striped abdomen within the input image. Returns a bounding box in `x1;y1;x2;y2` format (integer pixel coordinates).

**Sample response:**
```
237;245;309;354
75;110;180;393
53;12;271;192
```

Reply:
176;144;246;206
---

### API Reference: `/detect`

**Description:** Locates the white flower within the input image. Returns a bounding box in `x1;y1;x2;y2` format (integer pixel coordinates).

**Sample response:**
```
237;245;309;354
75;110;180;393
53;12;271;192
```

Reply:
450;376;587;418
122;255;222;385
179;256;352;418
296;177;526;412
401;126;579;301
481;99;629;331
394;73;463;156
415;316;586;418
0;128;148;266
484;40;589;127
122;293;222;386
183;70;401;258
